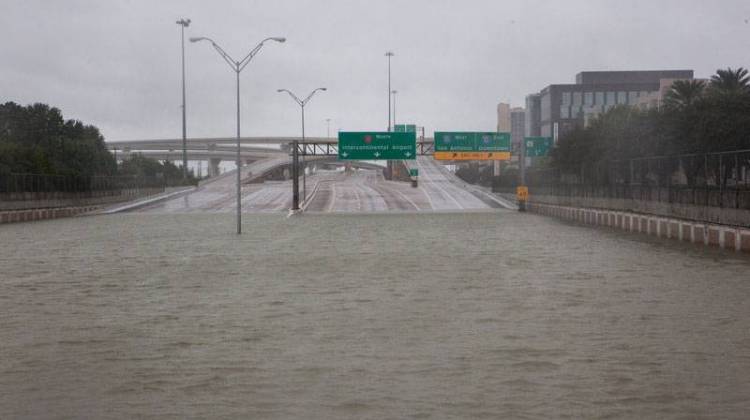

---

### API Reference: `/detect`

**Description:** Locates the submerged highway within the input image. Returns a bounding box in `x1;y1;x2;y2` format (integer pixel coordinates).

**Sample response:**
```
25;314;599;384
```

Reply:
137;157;514;214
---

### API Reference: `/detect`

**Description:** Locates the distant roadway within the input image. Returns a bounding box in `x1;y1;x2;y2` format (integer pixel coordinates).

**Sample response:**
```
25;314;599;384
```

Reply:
135;157;514;213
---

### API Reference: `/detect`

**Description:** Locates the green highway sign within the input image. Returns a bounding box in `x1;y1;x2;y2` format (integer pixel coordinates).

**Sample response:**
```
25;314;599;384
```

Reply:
394;124;417;133
338;132;416;160
409;168;419;177
524;137;553;157
434;132;511;152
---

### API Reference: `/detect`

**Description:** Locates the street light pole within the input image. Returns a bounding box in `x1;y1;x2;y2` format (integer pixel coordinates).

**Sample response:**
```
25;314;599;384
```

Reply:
191;35;286;234
391;90;398;128
176;18;191;180
385;51;394;132
326;118;331;138
301;103;306;202
385;51;394;180
278;88;327;210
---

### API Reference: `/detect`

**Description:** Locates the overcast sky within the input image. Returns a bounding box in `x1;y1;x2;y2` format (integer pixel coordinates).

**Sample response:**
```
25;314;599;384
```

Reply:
2;0;749;141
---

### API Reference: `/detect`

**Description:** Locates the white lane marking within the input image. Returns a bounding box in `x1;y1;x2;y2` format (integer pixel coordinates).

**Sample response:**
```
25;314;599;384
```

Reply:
241;186;274;210
464;183;515;209
421;186;436;210
353;187;364;212
410;172;436;210
263;189;288;212
425;157;497;209
362;176;398;211
391;188;420;210
358;183;382;212
327;183;337;212
468;187;516;209
418;158;464;209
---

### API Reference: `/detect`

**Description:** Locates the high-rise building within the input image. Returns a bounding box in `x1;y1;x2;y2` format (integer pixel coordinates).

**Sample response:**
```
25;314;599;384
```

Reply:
525;70;694;142
525;94;541;137
497;103;511;133
510;107;525;153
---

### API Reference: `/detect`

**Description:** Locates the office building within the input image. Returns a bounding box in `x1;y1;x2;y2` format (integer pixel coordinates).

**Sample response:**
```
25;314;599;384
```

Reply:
497;103;511;133
510;107;525;152
525;70;694;141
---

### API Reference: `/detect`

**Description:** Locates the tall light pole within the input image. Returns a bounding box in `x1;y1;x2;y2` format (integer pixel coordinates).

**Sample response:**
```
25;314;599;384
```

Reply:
176;18;191;180
278;87;327;210
385;51;394;132
325;118;331;138
391;90;398;128
191;35;285;234
385;51;395;180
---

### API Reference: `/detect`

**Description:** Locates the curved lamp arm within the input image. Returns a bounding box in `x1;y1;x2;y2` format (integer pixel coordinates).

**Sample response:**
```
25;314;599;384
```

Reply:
238;37;285;71
277;88;302;105
302;87;327;105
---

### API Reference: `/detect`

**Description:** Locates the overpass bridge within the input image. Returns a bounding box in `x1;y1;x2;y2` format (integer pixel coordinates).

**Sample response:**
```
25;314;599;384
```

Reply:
107;136;435;178
107;136;435;148
115;148;284;177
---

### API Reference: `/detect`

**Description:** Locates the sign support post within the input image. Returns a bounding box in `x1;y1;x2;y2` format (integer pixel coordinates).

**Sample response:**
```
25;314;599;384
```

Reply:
292;140;300;210
519;133;527;212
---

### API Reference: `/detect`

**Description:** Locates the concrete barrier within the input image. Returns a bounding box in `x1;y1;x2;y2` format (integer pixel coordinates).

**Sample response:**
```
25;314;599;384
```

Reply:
0;206;99;225
526;202;750;253
0;187;165;211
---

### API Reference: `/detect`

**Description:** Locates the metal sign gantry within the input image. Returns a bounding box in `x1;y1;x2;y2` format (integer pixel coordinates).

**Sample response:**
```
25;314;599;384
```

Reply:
289;140;434;157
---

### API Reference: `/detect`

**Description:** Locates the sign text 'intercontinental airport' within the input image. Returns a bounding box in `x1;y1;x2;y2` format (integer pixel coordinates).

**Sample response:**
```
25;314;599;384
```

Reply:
338;132;416;160
434;132;511;161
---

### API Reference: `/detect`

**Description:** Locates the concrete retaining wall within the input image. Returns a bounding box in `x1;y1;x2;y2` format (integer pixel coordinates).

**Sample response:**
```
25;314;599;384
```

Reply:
526;193;750;228
526;202;750;253
0;187;165;211
0;206;99;225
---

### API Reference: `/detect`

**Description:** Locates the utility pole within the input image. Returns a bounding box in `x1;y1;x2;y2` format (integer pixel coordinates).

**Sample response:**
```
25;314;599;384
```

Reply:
519;136;527;212
176;18;191;180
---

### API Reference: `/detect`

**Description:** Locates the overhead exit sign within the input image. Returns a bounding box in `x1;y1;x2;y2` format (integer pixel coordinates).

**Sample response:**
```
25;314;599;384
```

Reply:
395;124;417;133
524;137;553;157
338;132;416;160
433;132;511;160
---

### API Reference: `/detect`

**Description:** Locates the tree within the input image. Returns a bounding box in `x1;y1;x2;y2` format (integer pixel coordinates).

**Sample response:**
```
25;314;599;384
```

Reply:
0;101;116;177
119;153;197;186
550;76;750;186
663;79;705;110
708;67;750;96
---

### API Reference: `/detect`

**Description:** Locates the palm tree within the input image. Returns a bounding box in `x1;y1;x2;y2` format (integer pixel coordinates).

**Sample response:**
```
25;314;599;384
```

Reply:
708;67;750;95
663;79;706;109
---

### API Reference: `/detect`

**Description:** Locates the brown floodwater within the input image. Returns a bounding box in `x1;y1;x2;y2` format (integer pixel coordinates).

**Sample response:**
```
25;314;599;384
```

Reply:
1;212;749;419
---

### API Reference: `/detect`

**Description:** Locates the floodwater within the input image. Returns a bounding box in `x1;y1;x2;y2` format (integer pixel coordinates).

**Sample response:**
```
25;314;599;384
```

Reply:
2;212;750;419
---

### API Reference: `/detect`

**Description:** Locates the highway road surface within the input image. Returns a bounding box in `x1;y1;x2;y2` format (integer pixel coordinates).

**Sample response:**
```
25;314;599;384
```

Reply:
137;157;514;214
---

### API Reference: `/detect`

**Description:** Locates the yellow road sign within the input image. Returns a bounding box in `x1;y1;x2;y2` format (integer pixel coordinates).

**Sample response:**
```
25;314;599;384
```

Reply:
516;186;529;201
433;151;511;161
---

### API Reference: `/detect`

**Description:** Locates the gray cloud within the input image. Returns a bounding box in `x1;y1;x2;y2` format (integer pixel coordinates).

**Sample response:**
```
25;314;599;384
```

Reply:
2;0;749;141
